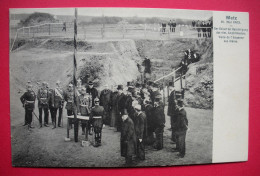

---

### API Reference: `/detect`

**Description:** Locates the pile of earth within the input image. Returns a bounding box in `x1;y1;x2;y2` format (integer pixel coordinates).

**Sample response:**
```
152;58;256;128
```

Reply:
10;38;143;126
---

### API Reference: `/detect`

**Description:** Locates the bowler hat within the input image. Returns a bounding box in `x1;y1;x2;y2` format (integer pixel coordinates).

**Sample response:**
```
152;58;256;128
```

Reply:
117;85;123;90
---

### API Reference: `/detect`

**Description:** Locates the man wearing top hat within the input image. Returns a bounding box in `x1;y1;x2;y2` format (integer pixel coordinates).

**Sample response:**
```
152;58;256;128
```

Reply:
86;81;99;107
20;83;36;130
133;103;146;160
90;98;105;147
120;109;137;165
116;85;126;132
99;84;112;125
167;82;177;142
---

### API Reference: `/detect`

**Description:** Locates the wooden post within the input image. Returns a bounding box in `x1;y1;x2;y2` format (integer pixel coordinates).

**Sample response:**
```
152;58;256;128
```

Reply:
73;8;79;142
49;24;51;35
123;24;125;39
144;24;147;38
163;71;165;106
180;69;183;89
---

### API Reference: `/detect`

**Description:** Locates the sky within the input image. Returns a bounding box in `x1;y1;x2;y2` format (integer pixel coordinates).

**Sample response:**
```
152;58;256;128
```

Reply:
10;8;212;20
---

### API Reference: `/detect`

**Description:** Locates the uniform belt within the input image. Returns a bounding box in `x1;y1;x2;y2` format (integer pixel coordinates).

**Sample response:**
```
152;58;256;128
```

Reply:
40;98;47;100
93;116;102;119
68;101;73;103
26;101;34;103
80;105;88;107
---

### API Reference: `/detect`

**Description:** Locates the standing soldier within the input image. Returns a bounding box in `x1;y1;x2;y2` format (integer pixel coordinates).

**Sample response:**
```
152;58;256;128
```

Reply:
20;83;36;130
79;87;92;135
152;96;165;150
167;82;177;142
168;20;172;33
99;84;112;125
37;82;50;127
51;81;64;128
172;19;176;33
86;81;99;107
207;20;213;38
134;104;146;160
90;98;105;147
64;83;79;129
120;109;137;165
173;99;188;158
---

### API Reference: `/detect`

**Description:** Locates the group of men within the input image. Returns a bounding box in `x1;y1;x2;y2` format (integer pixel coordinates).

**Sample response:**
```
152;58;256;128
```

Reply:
180;48;200;74
194;20;213;38
20;77;189;166
161;20;177;34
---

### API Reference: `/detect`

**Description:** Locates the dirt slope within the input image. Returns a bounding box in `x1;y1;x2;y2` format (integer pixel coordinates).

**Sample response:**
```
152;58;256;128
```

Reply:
10;39;142;126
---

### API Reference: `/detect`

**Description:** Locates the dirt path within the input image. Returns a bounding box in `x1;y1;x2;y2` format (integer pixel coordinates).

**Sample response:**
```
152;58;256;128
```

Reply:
11;107;213;167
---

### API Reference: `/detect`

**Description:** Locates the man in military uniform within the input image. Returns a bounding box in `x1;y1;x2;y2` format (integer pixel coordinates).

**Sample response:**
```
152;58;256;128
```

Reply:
152;96;165;150
167;82;177;142
134;104;146;160
173;99;188;158
120;109;137;165
51;81;65;128
64;83;80;141
86;81;99;107
37;82;50;127
20;83;36;130
90;98;105;147
79;87;92;135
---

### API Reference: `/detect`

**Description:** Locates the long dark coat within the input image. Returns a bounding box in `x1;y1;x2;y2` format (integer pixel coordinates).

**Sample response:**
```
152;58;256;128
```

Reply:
100;89;112;111
134;112;147;140
152;104;166;129
175;108;188;134
121;117;137;157
167;91;177;116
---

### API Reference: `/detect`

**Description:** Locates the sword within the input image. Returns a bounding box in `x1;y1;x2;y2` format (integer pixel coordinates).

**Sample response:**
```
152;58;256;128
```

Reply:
32;111;40;121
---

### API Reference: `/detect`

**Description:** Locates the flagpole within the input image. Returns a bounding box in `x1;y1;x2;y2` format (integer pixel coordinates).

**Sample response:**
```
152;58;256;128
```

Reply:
73;8;79;142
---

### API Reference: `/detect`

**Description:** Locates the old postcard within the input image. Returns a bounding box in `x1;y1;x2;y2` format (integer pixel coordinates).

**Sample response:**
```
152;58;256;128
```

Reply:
9;8;249;167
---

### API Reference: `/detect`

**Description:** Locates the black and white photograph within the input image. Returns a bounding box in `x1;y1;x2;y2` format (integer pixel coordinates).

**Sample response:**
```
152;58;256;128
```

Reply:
9;7;214;167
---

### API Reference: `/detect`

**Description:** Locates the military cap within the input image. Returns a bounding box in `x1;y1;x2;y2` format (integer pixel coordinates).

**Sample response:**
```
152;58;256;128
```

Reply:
88;81;93;85
177;99;184;107
152;82;159;88
127;86;135;92
68;83;73;87
169;82;174;87
154;97;161;102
